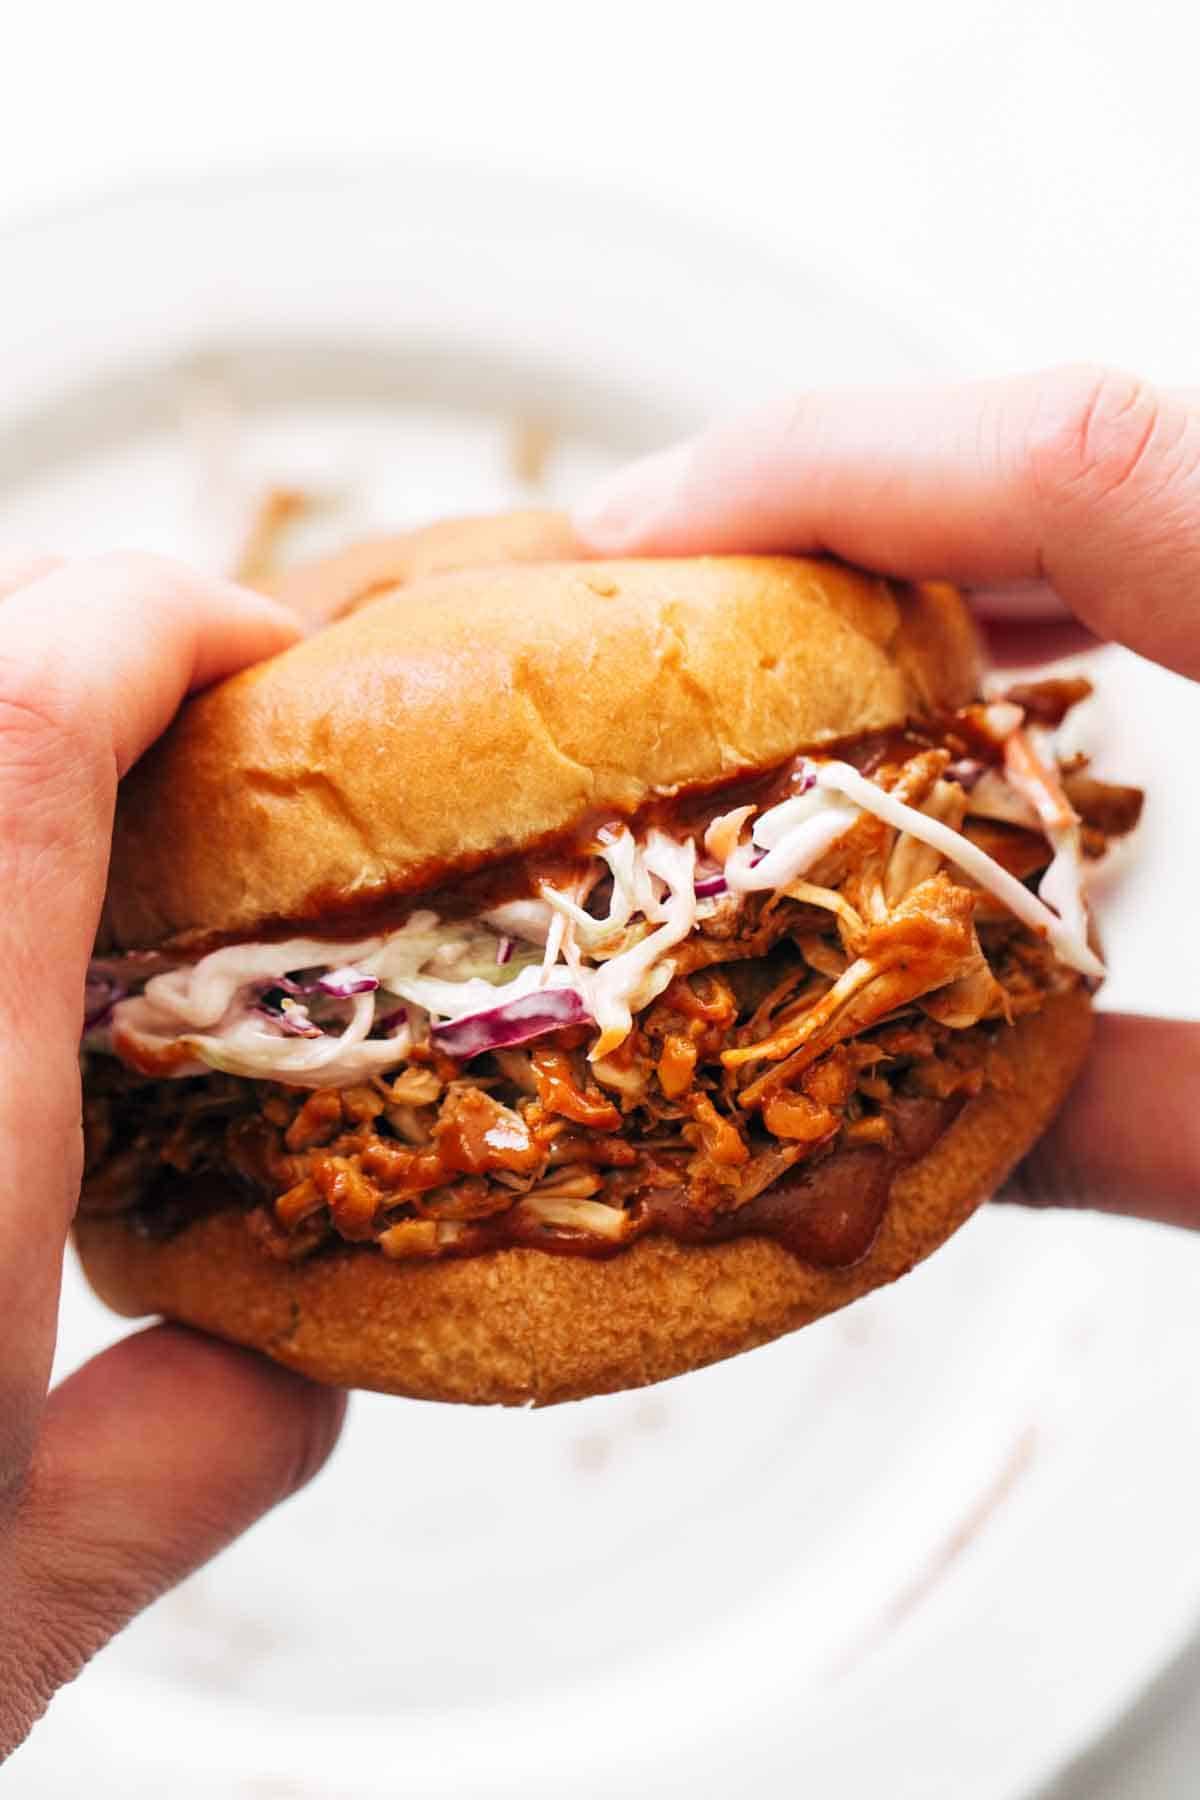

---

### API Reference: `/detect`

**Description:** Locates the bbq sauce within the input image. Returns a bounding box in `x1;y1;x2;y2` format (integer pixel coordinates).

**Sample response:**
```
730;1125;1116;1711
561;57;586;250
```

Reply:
638;1095;958;1267
117;1094;961;1273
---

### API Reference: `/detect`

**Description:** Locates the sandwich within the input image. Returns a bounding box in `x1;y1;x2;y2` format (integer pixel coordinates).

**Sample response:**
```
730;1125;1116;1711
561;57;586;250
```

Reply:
75;520;1142;1404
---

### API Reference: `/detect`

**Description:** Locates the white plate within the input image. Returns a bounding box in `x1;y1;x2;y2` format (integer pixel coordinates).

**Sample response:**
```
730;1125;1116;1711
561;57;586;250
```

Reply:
4;166;1197;1799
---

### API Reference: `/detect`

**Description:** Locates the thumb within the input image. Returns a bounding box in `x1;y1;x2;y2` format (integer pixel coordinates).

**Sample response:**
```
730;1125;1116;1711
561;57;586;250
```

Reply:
575;366;1200;680
1002;1014;1200;1228
2;1325;344;1755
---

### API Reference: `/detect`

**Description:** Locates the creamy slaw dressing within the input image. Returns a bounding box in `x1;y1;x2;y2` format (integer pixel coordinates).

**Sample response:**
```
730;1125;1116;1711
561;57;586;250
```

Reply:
92;730;1101;1087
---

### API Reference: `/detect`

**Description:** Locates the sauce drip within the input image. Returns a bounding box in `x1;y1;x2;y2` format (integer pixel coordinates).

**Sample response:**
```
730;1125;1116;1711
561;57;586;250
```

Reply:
639;1095;957;1267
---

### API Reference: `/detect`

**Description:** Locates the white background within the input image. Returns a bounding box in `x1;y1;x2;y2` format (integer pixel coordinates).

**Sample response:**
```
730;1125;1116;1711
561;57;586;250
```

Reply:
3;4;1199;1795
5;1;1200;383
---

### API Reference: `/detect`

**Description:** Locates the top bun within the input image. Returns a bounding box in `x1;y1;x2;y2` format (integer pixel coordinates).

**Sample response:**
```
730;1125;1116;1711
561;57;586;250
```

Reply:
261;508;584;627
104;549;980;951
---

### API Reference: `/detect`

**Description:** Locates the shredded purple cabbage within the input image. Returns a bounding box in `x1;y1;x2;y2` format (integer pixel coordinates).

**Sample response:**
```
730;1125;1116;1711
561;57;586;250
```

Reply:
431;989;591;1061
83;971;124;1032
693;864;728;898
276;973;312;996
272;966;378;999
315;967;379;998
256;991;323;1038
948;758;985;791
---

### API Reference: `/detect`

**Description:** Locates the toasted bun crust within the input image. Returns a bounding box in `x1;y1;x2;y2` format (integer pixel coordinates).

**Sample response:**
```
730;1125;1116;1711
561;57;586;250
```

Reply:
73;988;1089;1406
105;546;980;949
260;509;585;627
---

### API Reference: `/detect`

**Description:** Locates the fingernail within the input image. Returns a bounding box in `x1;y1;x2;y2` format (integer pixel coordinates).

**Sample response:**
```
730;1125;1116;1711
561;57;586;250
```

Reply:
571;442;694;551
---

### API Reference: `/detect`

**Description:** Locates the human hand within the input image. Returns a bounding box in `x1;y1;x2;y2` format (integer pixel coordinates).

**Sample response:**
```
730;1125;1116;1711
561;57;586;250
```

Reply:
0;553;345;1759
574;366;1200;1228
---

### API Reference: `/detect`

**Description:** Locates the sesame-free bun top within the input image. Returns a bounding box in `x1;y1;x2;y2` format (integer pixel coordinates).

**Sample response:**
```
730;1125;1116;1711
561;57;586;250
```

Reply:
104;544;981;951
260;508;584;627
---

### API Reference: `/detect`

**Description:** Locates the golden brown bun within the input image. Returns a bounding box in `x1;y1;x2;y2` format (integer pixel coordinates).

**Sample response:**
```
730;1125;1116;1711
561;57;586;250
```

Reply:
261;509;584;627
73;988;1089;1406
105;548;980;949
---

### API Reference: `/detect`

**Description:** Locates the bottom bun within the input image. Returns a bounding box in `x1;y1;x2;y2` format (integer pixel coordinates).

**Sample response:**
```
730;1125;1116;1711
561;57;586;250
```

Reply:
74;990;1090;1406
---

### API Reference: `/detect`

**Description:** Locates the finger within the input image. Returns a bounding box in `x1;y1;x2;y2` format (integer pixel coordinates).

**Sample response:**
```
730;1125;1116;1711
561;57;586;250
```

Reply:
3;1325;344;1748
0;549;300;1028
574;366;1200;678
970;580;1074;622
981;619;1100;668
0;551;61;598
0;554;299;1384
959;580;1099;666
0;550;300;780
1002;1014;1200;1228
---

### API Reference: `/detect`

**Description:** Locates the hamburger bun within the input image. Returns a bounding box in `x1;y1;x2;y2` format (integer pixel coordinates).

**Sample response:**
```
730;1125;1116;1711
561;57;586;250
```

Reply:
74;987;1091;1406
103;552;980;950
260;507;584;627
79;526;1092;1407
